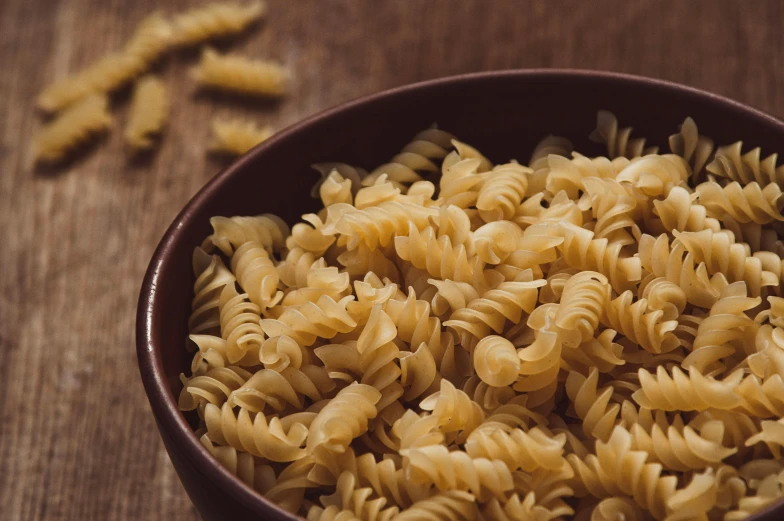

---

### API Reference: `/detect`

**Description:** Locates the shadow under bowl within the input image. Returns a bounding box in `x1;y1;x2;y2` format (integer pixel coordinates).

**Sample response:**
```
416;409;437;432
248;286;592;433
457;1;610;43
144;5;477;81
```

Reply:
137;69;784;521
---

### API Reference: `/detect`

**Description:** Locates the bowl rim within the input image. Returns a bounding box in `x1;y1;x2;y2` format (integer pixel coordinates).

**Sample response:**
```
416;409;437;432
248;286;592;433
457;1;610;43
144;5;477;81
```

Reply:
136;68;784;518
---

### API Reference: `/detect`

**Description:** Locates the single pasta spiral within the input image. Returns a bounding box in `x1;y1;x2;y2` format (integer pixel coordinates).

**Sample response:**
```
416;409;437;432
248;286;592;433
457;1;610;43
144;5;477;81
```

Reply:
473;335;520;388
230;366;335;413
476;162;530;222
651;186;721;234
696;180;784;224
392;491;477;521
706;141;784;188
205;214;289;256
124;75;169;151
632;365;744;412
565;369;620;442
601;289;680;354
170;1;266;47
589;109;658;159
218;284;265;364
231;241;282;311
209;118;273;156
668;116;715;176
589;497;645;521
366;127;456;186
192;48;286;97
581;177;639;246
394;224;478;284
464;423;566;473
189;248;236;335
554;271;608;348
33;93;113;163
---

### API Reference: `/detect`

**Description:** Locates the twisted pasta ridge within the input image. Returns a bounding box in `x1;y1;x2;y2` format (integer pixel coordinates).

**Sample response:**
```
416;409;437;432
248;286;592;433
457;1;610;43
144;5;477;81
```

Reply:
179;366;251;411
311;163;367;200
364;127;456;186
460;376;515;413
628;417;737;471
513;304;562;405
170;1;266;47
288;213;337;256
747;418;784;458
345;275;400;326
384;288;445;366
602;289;680;354
444;275;545;345
582;177;639;246
230;366;335;413
561;329;625;375
199;433;276;492
206;214;289;257
735;373;784;418
356;306;404;415
402;445;513;501
394;224;478;284
439;156;486;209
124;75;168;151
545;154;631;200
673;229;779;296
682;285;760;374
306;505;361;521
706;141;784;188
192;47;286;97
689;409;761;453
189;248;237;335
218;284;265;364
651;186;721;235
568;425;677;520
473;335;520;388
209;117;273;156
476;162;530;222
33;93;113;163
266;457;319;513
465;424;566;473
278;247;320;288
204;402;311;462
632;365;744;412
392;491;477;521
420;380;485;442
668;117;714;177
554;271;608;348
391;409;444;451
306;383;381;454
637;233;730;308
498;232;564;280
589;497;645;521
528;134;574;171
399;342;439;401
513;191;583;231
429;279;481;316
260;335;305;372
696;180;784;224
318;171;355;208
640;276;687;321
565;369;621;443
555;222;641;293
232;241;282;312
664;468;719;520
589;110;658;159
615;154;690;199
281;260;351;306
721;216;783;254
188;334;230;374
318;471;400;521
323;201;439;251
36;13;171;112
261;294;357;346
338;246;401;283
480;492;568;521
473;221;523;265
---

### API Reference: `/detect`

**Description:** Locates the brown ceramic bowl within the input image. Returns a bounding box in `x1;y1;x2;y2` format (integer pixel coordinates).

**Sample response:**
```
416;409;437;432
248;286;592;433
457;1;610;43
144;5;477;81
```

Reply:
137;70;784;521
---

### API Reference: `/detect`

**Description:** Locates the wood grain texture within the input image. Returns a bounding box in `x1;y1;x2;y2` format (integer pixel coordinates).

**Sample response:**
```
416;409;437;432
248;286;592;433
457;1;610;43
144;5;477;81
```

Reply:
1;0;783;519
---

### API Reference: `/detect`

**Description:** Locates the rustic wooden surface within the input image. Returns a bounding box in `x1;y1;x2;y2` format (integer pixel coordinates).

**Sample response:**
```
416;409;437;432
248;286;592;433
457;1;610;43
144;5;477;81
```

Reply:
1;0;783;519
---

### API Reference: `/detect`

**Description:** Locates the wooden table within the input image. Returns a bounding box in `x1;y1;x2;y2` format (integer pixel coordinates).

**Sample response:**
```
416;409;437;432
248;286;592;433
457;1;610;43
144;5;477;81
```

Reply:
1;0;783;519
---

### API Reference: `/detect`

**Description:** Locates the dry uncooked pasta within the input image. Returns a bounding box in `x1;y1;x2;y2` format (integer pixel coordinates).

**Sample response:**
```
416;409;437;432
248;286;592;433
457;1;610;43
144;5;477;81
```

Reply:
210;118;273;156
180;114;784;521
192;48;287;98
37;13;172;113
169;1;266;47
124;76;170;151
32;93;112;163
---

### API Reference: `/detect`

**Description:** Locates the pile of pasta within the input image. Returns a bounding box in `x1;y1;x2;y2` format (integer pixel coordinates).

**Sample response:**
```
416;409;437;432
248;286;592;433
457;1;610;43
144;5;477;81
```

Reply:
179;111;784;521
33;1;284;163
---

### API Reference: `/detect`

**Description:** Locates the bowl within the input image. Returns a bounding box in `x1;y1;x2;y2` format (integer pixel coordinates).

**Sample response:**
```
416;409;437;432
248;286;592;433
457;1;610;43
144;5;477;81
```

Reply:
137;69;784;521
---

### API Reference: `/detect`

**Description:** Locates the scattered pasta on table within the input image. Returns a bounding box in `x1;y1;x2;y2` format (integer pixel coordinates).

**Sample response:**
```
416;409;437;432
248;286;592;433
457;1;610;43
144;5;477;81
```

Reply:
178;111;784;520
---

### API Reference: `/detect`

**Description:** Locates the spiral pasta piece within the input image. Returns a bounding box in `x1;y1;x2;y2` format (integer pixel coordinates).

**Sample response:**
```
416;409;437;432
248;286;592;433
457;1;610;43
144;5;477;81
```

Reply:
651;186;721;234
465;424;566;473
394;224;478;284
668;117;714;177
473;336;520;388
555;223;641;293
37;13;172;112
475;162;530;222
199;434;276;492
545;154;631;200
589;110;658;159
632;365;744;412
602;289;680;355
192;48;286;98
206;213;289;257
554;271;608;348
218;283;265;364
616;154;689;199
124;75;168;151
402;445;513;501
362;127;456;187
696;180;784;224
178;365;251;411
170;1;266;47
32;93;112;163
565;369;621;442
528;134;574;171
581;177;639;246
316;471;400;521
392;491;477;521
706;141;784;188
230;366;335;413
189;248;237;335
232;240;282;311
209;118;273;156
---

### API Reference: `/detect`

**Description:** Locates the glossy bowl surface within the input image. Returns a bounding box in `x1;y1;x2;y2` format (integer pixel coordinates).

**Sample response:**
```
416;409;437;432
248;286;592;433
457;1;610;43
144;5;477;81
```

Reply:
137;69;784;521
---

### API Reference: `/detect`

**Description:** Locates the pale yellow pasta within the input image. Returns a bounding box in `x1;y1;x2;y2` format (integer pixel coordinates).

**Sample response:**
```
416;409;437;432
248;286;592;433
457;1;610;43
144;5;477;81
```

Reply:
32;93;112;163
124;75;169;151
179;117;784;521
209;118;273;156
170;1;266;46
193;47;286;97
37;13;171;112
